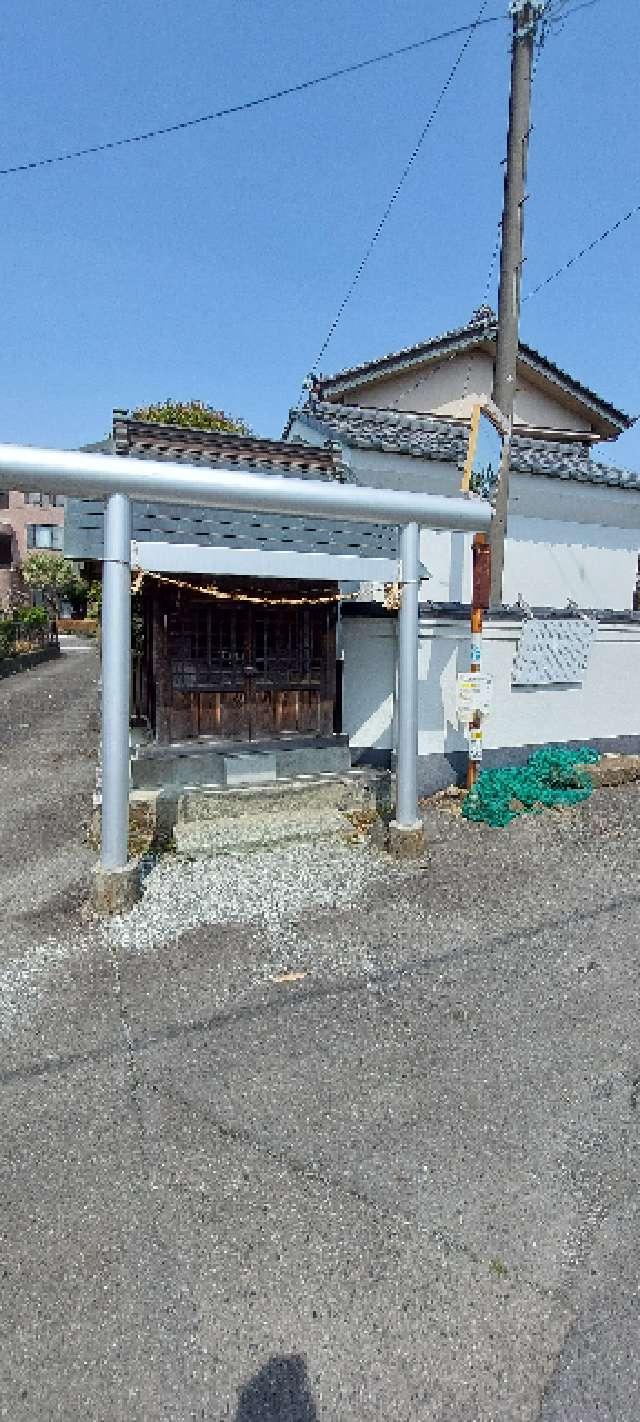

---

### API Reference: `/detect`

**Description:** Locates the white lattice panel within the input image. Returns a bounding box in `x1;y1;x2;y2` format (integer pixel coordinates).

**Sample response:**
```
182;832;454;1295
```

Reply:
511;617;597;686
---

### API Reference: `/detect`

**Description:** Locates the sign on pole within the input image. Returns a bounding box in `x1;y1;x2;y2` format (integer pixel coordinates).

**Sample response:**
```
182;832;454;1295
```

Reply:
456;671;493;723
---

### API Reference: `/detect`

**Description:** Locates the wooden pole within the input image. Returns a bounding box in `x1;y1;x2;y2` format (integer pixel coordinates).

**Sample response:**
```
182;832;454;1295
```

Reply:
489;1;539;606
467;606;483;789
467;533;491;789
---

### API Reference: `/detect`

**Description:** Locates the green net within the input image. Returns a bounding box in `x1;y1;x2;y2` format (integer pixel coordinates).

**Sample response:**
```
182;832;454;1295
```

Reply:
462;745;600;828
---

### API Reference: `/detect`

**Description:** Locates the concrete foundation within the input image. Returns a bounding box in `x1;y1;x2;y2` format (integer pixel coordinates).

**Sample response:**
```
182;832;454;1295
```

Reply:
223;752;277;787
131;734;351;792
91;860;142;915
386;819;426;859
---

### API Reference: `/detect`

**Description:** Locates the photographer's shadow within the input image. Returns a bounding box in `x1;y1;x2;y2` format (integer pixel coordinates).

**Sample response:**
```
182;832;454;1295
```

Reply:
235;1354;318;1421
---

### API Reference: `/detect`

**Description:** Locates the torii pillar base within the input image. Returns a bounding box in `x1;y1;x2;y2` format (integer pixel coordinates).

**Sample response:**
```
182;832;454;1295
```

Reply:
386;819;425;859
91;861;142;916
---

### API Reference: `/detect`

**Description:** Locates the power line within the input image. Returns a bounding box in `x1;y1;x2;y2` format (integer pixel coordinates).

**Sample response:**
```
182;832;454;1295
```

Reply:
535;0;606;54
523;199;640;301
304;0;492;385
0;14;508;179
546;0;605;20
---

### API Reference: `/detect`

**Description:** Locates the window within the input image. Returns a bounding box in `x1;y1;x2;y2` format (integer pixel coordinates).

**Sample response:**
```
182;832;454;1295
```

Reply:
26;524;63;551
0;533;11;567
0;492;8;510
26;492;65;508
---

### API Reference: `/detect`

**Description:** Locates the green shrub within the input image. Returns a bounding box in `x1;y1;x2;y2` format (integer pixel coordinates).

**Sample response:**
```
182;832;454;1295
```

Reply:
21;553;88;614
16;606;48;628
86;580;102;617
0;619;16;659
132;398;251;435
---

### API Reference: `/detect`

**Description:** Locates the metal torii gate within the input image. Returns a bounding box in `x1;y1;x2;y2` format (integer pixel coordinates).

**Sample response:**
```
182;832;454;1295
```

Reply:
0;443;491;886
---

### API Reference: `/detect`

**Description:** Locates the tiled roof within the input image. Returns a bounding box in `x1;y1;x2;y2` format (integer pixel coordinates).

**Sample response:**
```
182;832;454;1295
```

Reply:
66;411;395;563
292;400;640;492
308;310;631;440
113;413;346;481
510;436;640;488
295;401;469;462
311;311;496;392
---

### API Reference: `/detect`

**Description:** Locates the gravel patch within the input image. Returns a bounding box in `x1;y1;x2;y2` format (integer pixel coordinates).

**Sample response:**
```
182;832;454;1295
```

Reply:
106;838;414;974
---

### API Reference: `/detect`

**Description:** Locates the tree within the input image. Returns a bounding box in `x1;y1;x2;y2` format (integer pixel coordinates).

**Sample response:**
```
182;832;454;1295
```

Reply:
132;399;251;435
21;553;87;615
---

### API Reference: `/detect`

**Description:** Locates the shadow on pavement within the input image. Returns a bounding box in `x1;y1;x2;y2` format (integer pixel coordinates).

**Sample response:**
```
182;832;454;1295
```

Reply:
235;1354;318;1420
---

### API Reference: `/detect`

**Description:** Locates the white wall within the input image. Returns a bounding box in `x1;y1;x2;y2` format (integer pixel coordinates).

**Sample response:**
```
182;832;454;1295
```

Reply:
339;352;592;433
342;614;640;757
422;529;472;602
341;617;396;751
421;516;639;613
504;516;639;611
288;425;640;612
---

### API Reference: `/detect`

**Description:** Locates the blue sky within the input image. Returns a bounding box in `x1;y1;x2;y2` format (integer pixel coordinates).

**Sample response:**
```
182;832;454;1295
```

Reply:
0;0;638;467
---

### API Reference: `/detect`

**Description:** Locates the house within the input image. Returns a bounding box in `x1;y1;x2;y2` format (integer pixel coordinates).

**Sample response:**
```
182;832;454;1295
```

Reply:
284;307;640;784
286;305;638;612
0;489;65;609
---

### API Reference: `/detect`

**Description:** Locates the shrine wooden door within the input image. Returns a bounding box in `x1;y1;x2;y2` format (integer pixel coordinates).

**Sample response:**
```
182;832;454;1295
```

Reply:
153;589;337;743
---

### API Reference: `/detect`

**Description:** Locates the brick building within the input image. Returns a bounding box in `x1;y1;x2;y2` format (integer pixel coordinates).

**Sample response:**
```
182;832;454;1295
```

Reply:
0;490;65;608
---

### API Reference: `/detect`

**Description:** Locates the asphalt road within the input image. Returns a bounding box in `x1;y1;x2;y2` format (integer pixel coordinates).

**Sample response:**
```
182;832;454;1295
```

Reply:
1;644;639;1420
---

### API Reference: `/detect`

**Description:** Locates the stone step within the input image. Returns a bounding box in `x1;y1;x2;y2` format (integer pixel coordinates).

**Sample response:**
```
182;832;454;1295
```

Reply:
176;771;376;824
174;808;348;858
173;770;388;857
88;771;391;858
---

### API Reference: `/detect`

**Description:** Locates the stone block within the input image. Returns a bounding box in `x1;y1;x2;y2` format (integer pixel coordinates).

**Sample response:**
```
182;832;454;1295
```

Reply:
90;861;141;915
88;790;179;855
386;819;426;859
223;752;277;787
580;754;640;789
177;775;366;826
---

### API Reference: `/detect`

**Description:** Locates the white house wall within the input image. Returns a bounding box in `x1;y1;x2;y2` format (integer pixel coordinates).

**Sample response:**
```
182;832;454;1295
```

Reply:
335;352;592;433
286;427;640;611
342;450;640;612
421;517;638;613
422;529;472;602
342;615;640;768
503;516;639;610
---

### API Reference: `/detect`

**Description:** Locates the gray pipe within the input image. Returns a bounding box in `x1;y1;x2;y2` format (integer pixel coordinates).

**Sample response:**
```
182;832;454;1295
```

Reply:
0;442;492;533
396;523;420;827
101;494;132;870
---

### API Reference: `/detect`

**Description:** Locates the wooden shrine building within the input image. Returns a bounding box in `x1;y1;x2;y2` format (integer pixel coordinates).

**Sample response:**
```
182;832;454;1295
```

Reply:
65;412;399;785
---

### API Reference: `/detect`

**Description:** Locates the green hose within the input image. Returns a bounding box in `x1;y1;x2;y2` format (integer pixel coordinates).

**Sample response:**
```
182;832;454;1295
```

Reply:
462;745;600;828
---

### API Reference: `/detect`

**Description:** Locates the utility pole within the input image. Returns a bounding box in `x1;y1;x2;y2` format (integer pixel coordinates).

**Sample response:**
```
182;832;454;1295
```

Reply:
489;0;543;607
